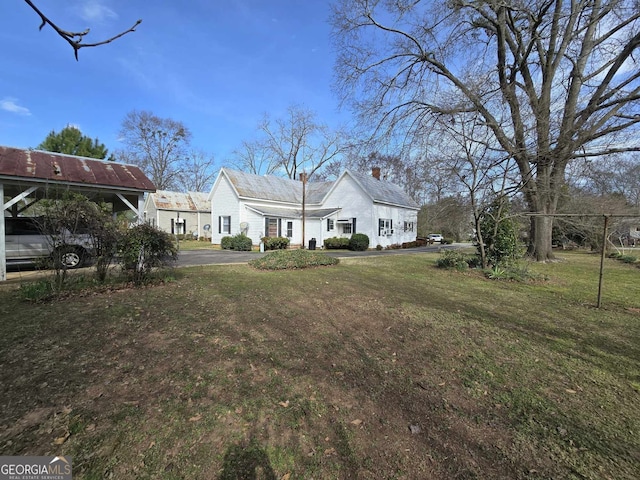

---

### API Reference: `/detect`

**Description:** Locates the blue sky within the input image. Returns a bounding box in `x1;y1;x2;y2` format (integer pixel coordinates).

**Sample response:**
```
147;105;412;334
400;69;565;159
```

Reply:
0;0;348;163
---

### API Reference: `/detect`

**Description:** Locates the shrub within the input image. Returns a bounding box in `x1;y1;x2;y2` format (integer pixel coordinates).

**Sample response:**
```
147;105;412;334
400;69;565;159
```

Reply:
478;197;524;266
484;262;545;282
222;233;253;251
349;233;370;251
619;255;638;264
261;236;290;250
436;250;470;271
119;224;178;284
250;249;339;270
19;279;55;302
324;237;350;249
442;238;454;245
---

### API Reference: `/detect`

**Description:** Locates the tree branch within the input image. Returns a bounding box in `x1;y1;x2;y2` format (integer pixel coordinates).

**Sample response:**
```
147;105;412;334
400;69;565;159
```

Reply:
23;0;141;60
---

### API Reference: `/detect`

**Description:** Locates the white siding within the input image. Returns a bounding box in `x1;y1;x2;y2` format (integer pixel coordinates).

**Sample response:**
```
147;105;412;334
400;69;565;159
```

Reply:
210;175;242;244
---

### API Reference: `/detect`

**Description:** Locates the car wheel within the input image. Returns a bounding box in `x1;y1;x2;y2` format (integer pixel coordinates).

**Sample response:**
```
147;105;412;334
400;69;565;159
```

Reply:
54;247;85;269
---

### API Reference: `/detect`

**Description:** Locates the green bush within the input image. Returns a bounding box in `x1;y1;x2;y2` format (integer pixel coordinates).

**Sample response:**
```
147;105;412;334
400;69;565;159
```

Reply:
221;233;253;251
478;197;524;266
119;224;178;284
349;233;370;251
484;262;545;282
442;238;454;245
250;249;339;270
437;250;486;270
261;236;290;250
324;237;350;249
19;279;55;302
619;255;638;264
437;250;470;271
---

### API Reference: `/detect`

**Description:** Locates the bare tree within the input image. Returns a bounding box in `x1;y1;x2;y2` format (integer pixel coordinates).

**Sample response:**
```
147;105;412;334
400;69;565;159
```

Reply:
23;0;141;60
118;110;192;191
233;104;346;180
231;139;281;176
178;149;218;192
332;0;640;261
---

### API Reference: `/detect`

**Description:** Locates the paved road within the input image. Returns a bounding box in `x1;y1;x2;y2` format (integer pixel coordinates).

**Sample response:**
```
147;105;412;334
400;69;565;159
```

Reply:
3;244;464;281
176;243;462;267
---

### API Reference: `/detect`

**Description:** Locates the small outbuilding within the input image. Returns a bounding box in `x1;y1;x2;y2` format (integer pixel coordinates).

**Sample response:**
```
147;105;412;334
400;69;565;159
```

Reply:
143;190;211;239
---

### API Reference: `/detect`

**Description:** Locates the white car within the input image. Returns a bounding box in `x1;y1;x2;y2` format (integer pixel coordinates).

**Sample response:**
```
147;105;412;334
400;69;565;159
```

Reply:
428;233;444;243
4;217;94;269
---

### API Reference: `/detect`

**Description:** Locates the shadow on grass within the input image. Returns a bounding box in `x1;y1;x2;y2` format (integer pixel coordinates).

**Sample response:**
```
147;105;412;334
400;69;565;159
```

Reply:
218;439;276;480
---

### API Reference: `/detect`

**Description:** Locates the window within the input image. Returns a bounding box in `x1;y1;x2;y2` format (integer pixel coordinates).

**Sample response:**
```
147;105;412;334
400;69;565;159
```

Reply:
218;216;231;234
327;219;334;231
286;221;293;238
404;221;414;232
379;218;393;236
337;218;355;234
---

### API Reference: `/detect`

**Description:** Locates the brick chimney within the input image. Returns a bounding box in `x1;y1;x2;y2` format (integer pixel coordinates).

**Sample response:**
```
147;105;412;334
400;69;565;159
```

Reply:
372;167;381;180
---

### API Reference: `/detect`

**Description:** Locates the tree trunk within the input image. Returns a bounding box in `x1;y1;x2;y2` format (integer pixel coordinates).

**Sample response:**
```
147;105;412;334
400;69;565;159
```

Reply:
530;215;555;262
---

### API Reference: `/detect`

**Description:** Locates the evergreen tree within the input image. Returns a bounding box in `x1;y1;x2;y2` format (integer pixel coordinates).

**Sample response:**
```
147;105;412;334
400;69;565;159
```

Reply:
38;126;109;159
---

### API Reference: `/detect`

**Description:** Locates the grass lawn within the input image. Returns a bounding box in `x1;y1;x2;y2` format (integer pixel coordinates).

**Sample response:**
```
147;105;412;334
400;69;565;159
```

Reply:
0;251;638;479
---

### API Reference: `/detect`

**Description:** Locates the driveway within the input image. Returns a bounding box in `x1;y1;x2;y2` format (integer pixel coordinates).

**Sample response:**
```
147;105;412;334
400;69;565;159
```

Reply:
176;243;463;267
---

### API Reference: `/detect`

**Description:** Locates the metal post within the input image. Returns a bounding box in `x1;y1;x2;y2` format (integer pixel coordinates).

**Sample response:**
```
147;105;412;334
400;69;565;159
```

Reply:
597;215;609;308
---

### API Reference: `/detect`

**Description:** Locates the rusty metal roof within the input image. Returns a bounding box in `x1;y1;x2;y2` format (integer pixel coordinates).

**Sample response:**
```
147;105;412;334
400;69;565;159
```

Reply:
0;146;155;192
150;190;210;212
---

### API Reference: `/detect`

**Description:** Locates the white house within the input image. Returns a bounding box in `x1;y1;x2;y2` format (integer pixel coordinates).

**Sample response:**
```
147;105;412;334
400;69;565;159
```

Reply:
144;190;211;239
208;167;420;248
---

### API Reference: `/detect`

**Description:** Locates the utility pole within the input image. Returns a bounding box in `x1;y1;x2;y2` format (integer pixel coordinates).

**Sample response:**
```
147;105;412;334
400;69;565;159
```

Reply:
300;172;307;248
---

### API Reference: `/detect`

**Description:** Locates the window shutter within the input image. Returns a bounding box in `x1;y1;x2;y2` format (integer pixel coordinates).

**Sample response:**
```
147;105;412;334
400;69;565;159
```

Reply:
378;219;383;236
352;218;357;233
327;219;330;231
390;219;393;233
184;219;187;234
264;218;269;237
218;216;221;234
171;218;175;234
278;218;282;237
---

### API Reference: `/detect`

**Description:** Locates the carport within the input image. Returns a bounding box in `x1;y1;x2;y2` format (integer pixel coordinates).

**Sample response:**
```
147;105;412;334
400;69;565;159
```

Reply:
1;146;156;281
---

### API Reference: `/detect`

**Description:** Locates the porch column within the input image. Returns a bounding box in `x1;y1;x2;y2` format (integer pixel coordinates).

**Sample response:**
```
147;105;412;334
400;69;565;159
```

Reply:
1;182;5;281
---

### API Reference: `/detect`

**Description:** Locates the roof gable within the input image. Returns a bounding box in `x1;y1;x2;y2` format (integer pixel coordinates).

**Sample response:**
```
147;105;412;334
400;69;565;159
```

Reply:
333;170;420;209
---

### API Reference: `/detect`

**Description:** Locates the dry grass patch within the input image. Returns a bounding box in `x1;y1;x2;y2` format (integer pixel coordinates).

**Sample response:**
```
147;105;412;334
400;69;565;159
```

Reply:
0;251;638;479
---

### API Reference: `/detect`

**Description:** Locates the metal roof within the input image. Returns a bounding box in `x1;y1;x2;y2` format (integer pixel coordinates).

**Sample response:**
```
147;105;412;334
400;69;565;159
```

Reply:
225;169;301;204
150;190;210;212
222;168;419;209
0;146;155;192
345;170;421;209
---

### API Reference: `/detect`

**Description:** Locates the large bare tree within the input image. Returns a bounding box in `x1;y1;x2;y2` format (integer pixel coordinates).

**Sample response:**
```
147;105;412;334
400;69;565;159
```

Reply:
332;0;640;261
118;110;192;191
233;104;346;180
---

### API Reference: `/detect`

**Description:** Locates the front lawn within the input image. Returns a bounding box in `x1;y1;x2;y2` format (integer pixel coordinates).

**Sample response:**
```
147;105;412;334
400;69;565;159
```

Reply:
0;251;638;479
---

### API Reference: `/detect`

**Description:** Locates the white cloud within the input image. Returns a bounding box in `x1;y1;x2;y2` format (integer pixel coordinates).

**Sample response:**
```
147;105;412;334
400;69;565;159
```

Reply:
78;0;118;22
0;97;31;116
